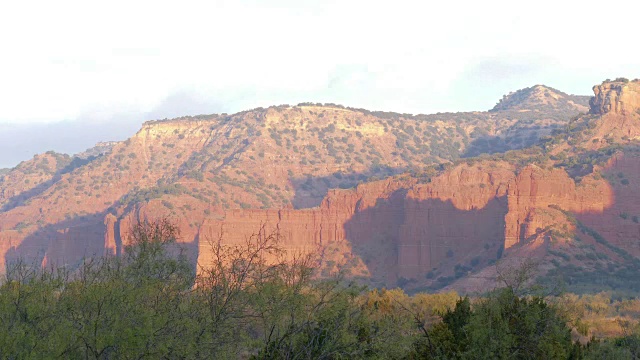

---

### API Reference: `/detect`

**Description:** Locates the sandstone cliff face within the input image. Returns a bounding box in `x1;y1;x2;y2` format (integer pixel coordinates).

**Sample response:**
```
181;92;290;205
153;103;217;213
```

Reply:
195;164;517;284
5;150;640;290
584;152;640;254
196;178;414;283
502;152;640;258
104;213;119;256
397;165;513;279
93;150;640;290
584;80;640;145
590;80;640;115
446;157;640;293
504;166;613;249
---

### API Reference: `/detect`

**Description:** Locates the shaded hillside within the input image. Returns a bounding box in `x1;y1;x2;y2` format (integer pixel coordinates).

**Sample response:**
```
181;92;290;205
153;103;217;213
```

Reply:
463;85;590;157
0;152;72;209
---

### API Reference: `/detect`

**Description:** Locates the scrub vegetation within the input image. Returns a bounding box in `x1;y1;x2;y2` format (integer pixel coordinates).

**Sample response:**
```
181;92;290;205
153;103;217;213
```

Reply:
1;218;639;359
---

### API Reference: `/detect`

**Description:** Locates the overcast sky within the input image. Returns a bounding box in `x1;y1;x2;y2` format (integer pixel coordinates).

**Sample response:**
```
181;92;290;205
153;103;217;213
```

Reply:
1;0;639;168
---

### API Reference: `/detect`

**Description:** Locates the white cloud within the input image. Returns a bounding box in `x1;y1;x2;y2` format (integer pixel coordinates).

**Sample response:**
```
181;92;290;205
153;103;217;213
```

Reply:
0;0;639;162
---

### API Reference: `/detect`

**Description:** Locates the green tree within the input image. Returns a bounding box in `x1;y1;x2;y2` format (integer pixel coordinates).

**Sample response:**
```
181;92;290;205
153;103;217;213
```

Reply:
464;287;575;359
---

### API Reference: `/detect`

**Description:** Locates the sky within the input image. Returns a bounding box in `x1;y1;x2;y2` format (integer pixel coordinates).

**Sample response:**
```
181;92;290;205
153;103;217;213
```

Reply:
1;0;639;168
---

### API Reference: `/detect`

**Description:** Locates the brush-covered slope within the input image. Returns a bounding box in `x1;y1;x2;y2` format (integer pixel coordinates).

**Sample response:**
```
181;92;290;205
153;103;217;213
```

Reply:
0;152;73;209
491;84;590;114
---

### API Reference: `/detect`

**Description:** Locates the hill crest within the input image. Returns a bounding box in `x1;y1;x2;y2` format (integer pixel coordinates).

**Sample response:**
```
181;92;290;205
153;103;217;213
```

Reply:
491;85;590;114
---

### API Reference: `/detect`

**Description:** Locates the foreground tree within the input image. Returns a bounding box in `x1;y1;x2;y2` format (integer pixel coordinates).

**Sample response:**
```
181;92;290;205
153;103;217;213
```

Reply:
411;286;582;360
55;218;195;358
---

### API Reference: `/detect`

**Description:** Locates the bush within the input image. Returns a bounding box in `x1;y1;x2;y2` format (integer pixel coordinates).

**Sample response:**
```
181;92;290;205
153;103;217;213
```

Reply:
411;287;578;359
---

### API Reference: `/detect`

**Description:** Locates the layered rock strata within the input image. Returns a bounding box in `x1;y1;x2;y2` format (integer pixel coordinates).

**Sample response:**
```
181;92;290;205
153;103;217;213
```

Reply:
590;80;640;115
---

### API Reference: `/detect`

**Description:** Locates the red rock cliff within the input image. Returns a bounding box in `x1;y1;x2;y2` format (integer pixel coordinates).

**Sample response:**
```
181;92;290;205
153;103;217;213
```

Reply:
398;164;513;278
590;80;640;115
504;165;613;249
196;178;413;282
196;163;517;284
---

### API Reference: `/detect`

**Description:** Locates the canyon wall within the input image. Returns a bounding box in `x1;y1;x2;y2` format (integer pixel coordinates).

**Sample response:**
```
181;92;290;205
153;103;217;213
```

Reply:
504;153;640;257
577;153;640;254
504;165;613;248
196;178;413;283
3;154;639;288
192;156;640;285
397;165;513;278
195;164;517;283
7;154;640;288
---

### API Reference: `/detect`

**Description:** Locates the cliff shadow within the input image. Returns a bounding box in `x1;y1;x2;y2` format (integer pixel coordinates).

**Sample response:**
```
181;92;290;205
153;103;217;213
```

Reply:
1;175;63;212
1;156;98;212
461;120;564;158
343;192;508;289
573;151;640;255
290;165;404;209
4;209;200;275
4;212;110;272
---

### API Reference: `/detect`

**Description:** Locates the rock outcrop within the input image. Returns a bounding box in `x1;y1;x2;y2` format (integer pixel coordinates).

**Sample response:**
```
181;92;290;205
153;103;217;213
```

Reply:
590;80;640;115
104;213;118;256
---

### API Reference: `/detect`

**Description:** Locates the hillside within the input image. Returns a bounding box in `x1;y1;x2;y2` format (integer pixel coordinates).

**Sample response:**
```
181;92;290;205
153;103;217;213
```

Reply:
491;84;590;113
0;152;74;210
2;80;638;294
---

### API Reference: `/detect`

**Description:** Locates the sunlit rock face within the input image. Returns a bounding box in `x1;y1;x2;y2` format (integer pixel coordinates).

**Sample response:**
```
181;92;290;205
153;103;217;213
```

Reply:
590;80;640;115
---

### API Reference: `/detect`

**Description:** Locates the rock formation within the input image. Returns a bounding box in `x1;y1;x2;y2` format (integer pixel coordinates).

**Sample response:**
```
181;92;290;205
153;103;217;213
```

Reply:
590;80;640;115
195;164;516;283
104;213;118;256
197;178;414;283
504;165;613;248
